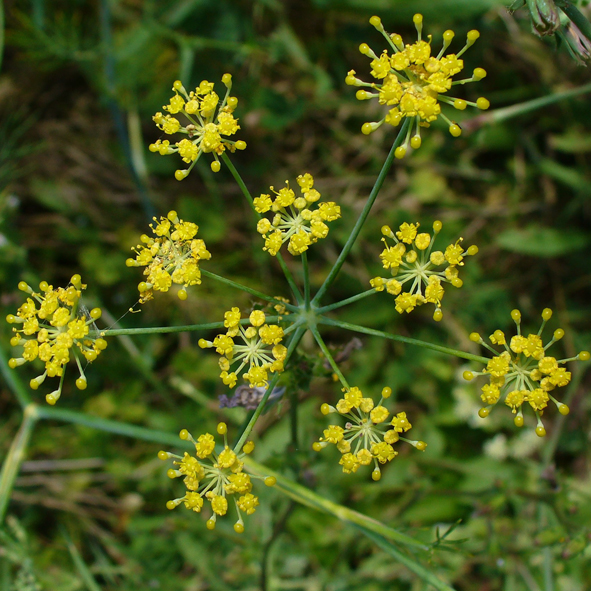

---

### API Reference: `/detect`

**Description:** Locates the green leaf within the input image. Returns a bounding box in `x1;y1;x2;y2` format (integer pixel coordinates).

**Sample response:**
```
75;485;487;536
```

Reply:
496;226;589;257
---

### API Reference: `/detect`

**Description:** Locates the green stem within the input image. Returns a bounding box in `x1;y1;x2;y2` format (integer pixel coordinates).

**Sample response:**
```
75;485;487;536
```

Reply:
62;528;102;591
301;252;310;311
310;327;349;389
36;406;180;446
0;405;39;523
463;82;591;131
201;269;299;312
362;529;456;591
316;288;377;314
0;342;31;409
244;457;429;551
233;324;307;451
540;364;585;470
221;152;303;304
311;119;411;306
318;317;489;363
100;316;290;337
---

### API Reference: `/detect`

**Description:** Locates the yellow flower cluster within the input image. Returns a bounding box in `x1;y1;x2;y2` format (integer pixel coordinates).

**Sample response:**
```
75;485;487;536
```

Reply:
6;275;107;404
126;210;211;303
313;386;426;481
370;221;477;320
254;173;341;256
149;75;246;178
347;14;489;157
199;308;286;388
159;423;276;533
464;308;590;436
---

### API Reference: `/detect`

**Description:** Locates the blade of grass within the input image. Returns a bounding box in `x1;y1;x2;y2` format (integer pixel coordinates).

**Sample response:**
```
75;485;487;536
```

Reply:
0;342;31;409
244;458;457;591
361;528;456;591
0;405;39;524
62;528;102;591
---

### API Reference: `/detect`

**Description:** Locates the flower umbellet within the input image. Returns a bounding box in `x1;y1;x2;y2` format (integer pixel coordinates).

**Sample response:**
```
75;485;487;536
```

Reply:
126;210;211;303
159;422;276;533
463;308;590;436
254;173;341;256
347;14;490;158
6;275;107;404
313;386;427;481
370;221;478;321
149;74;246;178
199;308;287;388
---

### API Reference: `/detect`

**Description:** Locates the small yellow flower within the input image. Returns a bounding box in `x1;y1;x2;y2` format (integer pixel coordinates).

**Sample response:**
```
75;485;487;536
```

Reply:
314;386;426;481
149;75;246;178
127;210;211;302
199;308;285;388
254;174;341;256
159;425;275;532
371;221;477;321
465;308;590;436
349;15;489;156
7;276;106;404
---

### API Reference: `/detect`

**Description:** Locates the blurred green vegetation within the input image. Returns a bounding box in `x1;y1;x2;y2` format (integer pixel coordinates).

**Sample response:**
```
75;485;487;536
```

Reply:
1;0;591;589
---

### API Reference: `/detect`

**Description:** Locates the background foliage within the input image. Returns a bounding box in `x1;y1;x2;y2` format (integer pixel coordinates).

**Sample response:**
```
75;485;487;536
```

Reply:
1;0;590;589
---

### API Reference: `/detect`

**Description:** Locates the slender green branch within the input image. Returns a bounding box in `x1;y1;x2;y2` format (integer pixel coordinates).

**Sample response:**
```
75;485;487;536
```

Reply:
318;317;489;363
0;405;40;523
36;406;180;447
463;82;591;132
0;342;31;409
310;327;350;389
233;324;307;451
201;269;299;312
100;315;291;337
316;288;377;314
312;118;411;306
301;252;310;311
361;529;456;591
221;152;303;304
244;456;429;551
540;364;585;470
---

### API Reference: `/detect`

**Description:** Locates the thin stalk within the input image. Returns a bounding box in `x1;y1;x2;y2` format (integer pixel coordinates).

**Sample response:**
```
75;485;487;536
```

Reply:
201;269;299;312
289;389;299;451
221;152;303;304
62;528;102;591
0;342;31;409
362;528;456;591
463;82;591;132
36;406;180;447
316;288;377;314
310;327;349;389
100;316;289;337
233;325;307;451
312;118;411;306
244;456;429;551
0;405;40;523
540;365;584;470
301;252;310;310
318;317;489;363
